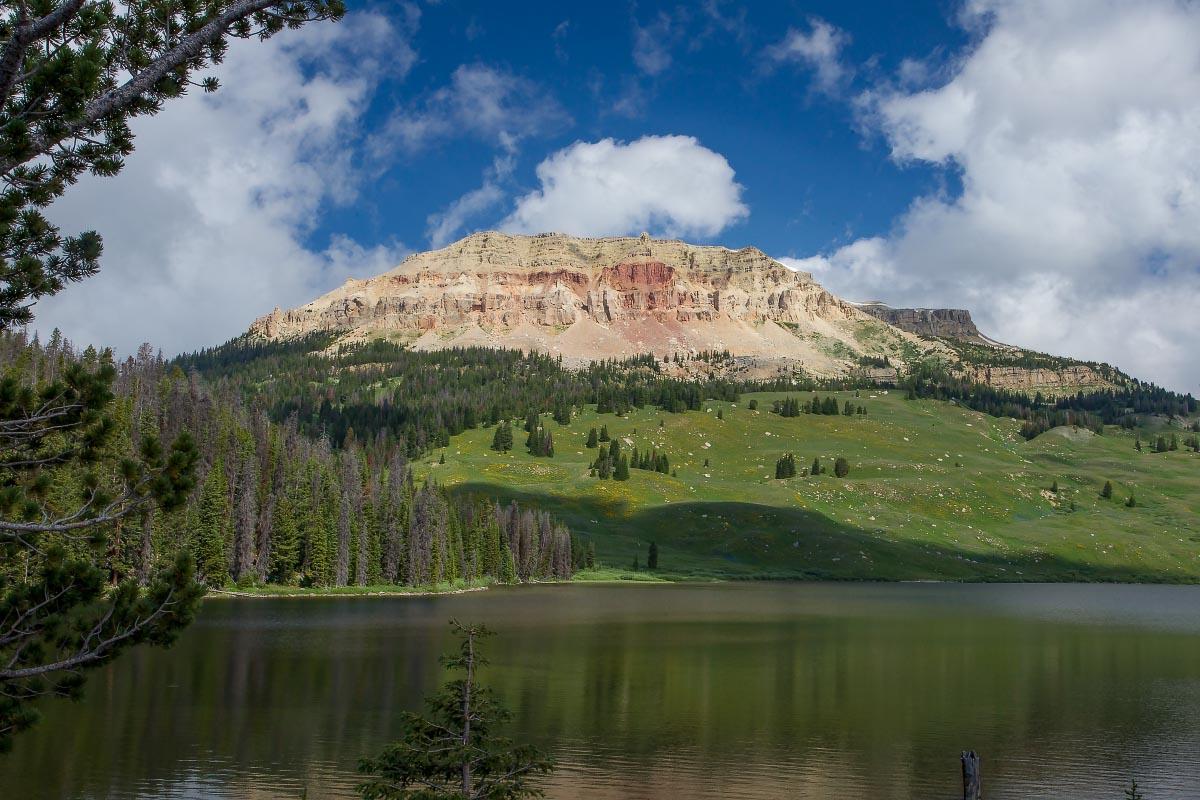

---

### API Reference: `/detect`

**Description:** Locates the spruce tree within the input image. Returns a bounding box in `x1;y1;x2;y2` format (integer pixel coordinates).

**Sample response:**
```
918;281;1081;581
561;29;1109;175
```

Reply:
647;542;658;570
1101;480;1113;499
194;460;231;586
811;457;822;476
356;623;552;800
585;427;598;448
599;425;610;442
614;454;630;481
834;457;850;478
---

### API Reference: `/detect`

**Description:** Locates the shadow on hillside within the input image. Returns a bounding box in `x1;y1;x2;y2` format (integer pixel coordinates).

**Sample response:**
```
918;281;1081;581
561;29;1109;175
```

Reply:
451;483;1190;584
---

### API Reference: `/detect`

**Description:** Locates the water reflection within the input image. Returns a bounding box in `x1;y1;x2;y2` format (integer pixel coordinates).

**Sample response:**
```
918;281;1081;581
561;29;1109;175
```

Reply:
4;583;1200;799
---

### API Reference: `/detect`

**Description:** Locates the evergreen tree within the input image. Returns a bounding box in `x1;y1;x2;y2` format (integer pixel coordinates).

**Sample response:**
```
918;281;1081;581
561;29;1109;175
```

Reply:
1125;494;1137;508
356;623;552;800
811;457;822;476
748;399;758;410
1170;433;1179;451
1101;480;1113;499
834;457;850;478
647;542;658;570
614;454;630;481
490;420;513;452
1135;437;1142;452
1050;480;1059;493
232;453;257;584
585;427;598;448
194;460;231;586
598;425;610;442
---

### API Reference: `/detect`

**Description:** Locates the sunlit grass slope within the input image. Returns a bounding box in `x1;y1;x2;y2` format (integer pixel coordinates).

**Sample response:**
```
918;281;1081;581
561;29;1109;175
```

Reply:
423;391;1200;582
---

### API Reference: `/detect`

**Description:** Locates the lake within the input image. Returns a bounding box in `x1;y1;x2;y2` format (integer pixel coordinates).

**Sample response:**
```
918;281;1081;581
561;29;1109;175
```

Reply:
4;582;1200;799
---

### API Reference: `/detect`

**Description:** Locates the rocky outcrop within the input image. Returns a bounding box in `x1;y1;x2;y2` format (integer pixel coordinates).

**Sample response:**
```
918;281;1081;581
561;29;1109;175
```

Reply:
854;302;988;343
963;365;1110;391
249;231;923;373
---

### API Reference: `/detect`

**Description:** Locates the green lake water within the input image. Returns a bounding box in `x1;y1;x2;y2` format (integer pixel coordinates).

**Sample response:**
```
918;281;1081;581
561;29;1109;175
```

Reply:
4;582;1200;799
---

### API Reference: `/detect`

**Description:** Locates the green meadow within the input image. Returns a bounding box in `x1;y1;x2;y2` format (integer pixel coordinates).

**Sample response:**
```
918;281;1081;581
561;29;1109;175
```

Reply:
425;391;1200;582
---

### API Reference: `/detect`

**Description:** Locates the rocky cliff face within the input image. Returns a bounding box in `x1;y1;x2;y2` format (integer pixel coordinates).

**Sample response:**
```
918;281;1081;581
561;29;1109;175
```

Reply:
246;231;1111;391
963;365;1111;391
854;303;987;343
250;231;923;374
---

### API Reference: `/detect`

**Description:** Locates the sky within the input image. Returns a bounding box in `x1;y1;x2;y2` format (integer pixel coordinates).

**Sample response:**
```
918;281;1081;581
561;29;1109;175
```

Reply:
33;0;1200;394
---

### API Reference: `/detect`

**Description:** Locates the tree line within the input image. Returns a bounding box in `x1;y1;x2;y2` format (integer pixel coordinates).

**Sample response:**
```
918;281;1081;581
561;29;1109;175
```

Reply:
0;330;577;593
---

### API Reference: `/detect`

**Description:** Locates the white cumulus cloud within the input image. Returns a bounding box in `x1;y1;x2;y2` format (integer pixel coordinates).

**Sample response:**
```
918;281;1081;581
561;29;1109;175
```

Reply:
33;12;414;356
806;0;1200;393
501;135;748;239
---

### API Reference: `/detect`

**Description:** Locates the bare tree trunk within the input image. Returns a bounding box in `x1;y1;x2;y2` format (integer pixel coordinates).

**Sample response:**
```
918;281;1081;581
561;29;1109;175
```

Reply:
461;630;474;798
962;750;981;800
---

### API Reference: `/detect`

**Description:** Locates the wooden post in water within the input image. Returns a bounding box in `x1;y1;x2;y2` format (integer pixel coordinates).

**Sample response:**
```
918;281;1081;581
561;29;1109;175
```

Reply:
961;750;981;800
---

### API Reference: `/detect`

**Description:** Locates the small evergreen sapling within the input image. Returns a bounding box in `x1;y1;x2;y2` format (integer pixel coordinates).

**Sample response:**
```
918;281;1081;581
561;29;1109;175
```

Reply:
356;622;552;800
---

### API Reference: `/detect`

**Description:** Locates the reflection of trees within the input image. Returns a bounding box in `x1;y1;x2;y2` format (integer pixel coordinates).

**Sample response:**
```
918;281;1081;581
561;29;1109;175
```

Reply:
3;588;1200;799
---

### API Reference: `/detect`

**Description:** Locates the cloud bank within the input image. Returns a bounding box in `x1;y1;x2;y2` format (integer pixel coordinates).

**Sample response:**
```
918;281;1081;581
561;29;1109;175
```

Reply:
798;0;1200;393
35;13;412;357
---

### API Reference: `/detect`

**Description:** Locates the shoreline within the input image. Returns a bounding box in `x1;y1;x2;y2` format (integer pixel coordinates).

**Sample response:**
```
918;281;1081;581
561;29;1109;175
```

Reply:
202;574;1200;599
205;585;492;599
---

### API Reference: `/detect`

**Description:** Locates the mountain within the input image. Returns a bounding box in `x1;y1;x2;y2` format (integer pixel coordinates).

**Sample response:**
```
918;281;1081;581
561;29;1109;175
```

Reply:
247;231;1114;391
249;231;938;376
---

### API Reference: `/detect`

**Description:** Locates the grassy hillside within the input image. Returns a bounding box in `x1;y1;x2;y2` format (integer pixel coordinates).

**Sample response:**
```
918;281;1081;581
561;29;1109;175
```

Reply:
423;391;1200;582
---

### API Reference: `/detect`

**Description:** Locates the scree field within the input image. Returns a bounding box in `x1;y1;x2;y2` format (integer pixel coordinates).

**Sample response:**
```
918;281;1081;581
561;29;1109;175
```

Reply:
423;391;1200;582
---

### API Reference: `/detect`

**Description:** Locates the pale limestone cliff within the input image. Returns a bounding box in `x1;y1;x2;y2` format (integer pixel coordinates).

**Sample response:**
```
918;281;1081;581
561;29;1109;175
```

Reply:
963;365;1111;391
249;231;928;375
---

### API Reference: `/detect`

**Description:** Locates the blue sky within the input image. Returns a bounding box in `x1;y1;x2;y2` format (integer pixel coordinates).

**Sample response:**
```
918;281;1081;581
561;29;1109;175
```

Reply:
36;0;1200;394
318;0;965;259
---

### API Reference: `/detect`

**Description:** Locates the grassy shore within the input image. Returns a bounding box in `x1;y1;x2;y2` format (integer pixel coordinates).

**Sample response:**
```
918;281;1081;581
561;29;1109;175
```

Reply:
419;391;1200;583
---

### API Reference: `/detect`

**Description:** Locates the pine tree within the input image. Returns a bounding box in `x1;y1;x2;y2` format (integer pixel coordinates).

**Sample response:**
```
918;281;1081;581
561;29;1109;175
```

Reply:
614;454;630;481
490;420;513;452
1135;437;1142;452
356;623;552;800
647;542;659;570
195;460;231;586
834;457;850;478
811;457;822;476
599;425;610;442
585;427;599;448
232;453;258;585
1050;480;1059;493
1125;494;1136;508
1101;480;1114;499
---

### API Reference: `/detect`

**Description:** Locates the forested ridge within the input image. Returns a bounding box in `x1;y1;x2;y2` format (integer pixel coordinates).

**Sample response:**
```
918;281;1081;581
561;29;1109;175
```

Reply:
175;335;744;457
0;331;577;591
902;361;1197;439
178;334;1198;455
